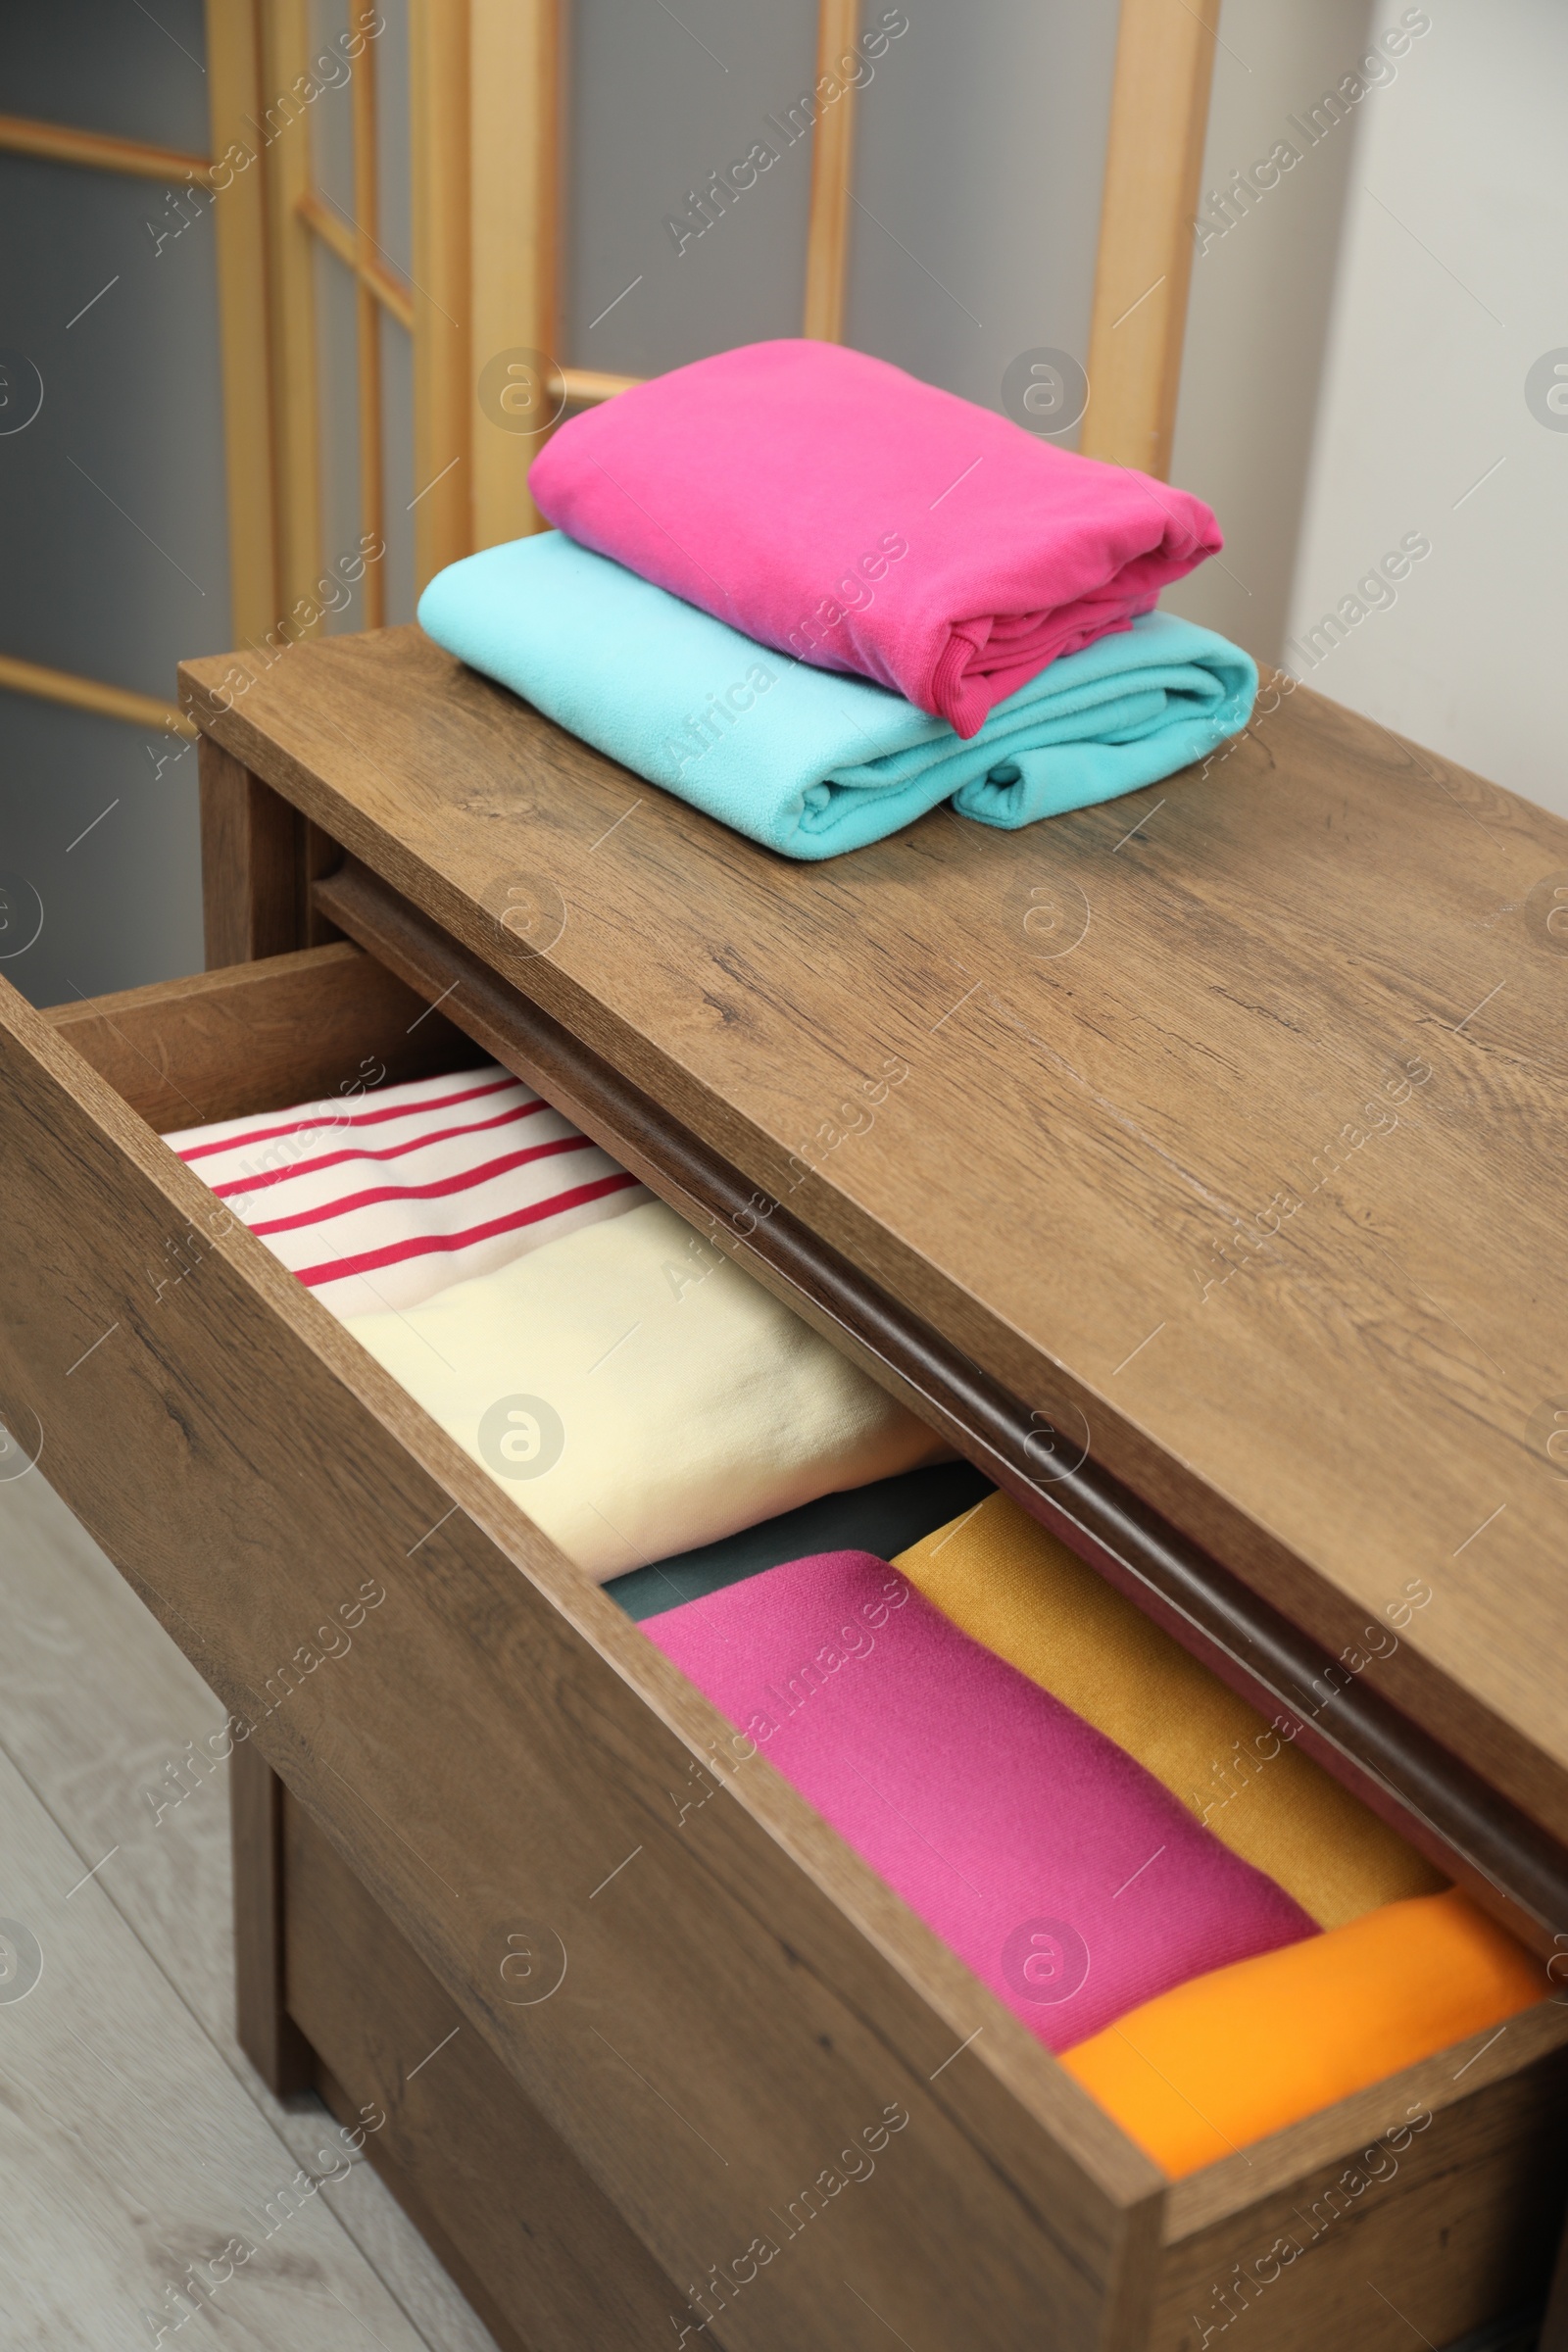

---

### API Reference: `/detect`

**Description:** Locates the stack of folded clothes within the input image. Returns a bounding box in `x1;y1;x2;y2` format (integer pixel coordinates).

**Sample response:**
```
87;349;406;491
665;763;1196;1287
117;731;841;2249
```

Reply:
170;1070;952;1576
416;339;1259;859
641;1509;1544;2179
174;1055;1544;2177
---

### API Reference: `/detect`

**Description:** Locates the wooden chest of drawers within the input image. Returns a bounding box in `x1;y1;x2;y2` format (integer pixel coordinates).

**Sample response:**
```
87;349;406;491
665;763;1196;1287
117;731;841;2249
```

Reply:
2;624;1565;2350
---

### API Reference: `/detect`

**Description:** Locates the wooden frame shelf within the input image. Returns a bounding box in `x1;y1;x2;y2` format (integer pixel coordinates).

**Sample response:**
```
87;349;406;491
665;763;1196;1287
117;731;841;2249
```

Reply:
3;0;1215;733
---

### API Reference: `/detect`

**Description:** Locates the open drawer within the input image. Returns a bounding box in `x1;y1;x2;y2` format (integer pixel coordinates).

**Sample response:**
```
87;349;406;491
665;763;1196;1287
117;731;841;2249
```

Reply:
2;937;1566;2352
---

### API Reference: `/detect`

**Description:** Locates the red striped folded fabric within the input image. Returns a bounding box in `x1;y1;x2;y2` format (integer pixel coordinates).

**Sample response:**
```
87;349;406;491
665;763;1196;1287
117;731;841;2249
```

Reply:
168;1062;647;1317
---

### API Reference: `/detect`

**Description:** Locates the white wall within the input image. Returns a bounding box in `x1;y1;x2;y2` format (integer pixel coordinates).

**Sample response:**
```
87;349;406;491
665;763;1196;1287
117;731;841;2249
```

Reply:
1283;0;1568;817
1170;0;1568;819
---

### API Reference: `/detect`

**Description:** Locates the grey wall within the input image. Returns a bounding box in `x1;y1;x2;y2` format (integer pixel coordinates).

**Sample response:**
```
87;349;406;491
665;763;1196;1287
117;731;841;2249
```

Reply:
0;0;228;1006
845;1;1118;416
0;0;428;1012
1164;0;1568;817
564;0;818;375
564;0;1120;420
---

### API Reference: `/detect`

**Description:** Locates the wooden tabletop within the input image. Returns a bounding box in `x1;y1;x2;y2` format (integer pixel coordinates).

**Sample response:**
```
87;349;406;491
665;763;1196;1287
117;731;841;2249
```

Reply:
181;627;1568;1845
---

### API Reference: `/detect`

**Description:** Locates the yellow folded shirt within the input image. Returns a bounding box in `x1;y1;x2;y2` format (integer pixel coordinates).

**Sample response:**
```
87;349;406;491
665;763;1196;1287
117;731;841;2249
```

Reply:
894;1492;1443;1929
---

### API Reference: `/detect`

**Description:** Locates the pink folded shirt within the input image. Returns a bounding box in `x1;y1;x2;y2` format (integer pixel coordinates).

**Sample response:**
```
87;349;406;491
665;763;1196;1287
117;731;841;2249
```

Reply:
529;339;1221;739
645;1551;1314;2051
168;1062;646;1317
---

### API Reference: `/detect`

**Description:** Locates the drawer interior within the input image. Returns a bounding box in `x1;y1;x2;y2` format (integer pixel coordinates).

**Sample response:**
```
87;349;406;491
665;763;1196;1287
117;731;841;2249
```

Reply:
306;857;1568;1971
42;940;474;1133
6;941;1155;2351
18;937;1568;2350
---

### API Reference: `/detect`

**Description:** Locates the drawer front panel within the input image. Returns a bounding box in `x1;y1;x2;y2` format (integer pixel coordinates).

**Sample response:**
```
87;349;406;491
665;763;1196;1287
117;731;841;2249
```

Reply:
1154;2032;1568;2352
283;1791;685;2350
0;968;1161;2351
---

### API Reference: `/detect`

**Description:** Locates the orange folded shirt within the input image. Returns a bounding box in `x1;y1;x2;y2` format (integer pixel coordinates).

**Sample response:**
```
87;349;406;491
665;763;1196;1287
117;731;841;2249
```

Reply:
896;1495;1543;2175
1060;1887;1544;2177
895;1492;1443;1929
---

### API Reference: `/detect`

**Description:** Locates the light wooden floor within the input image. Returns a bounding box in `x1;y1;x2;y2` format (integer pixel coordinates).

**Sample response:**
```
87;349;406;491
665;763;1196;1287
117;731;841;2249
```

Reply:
0;1465;502;2352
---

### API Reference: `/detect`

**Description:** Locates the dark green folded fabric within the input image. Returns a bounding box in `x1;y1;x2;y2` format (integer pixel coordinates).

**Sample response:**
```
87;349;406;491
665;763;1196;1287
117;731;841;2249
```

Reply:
607;1460;993;1621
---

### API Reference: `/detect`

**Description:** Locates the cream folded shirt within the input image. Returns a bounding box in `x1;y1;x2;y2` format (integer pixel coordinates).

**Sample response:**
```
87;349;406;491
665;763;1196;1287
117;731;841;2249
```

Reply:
345;1199;949;1579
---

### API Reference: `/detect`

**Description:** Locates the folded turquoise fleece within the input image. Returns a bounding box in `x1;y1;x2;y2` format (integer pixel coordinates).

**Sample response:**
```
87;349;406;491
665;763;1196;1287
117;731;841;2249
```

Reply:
417;533;1256;861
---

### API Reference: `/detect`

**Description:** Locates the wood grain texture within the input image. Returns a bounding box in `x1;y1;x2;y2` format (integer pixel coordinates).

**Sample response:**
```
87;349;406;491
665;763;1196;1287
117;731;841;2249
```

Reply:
302;814;342;943
469;0;559;544
204;0;277;646
410;0;472;588
177;626;1568;1856
0;1467;504;2352
199;738;311;965
199;745;340;959
802;0;860;342
317;2063;525;2352
0;1461;236;2049
1164;1993;1568;2243
289;1766;1568;2352
286;1794;688;2348
1152;2015;1568;2352
1081;0;1219;476
0;965;1165;2351
42;942;470;1134
233;1739;314;2095
314;857;1568;1952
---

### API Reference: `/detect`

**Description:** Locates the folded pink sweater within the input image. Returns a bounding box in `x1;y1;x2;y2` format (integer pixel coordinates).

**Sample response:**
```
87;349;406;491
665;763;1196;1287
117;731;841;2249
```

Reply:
529;340;1221;739
645;1552;1314;2051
